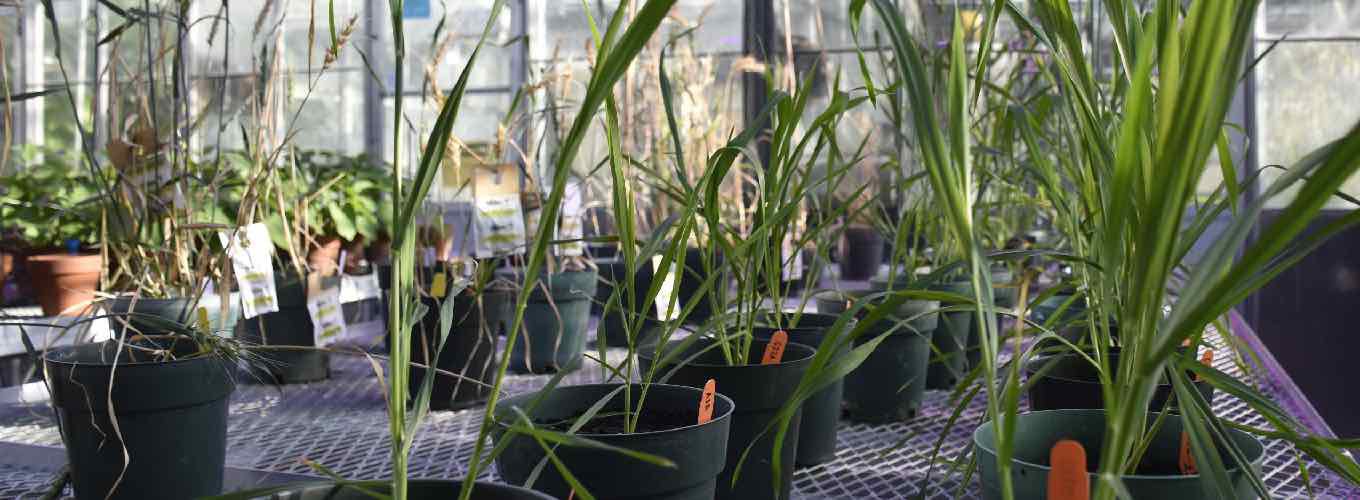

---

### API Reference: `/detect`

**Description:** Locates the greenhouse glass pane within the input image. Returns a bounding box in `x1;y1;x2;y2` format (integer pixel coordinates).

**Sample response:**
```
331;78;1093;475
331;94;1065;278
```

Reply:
40;0;93;84
529;0;739;61
1255;42;1360;208
380;93;511;179
1262;0;1360;38
370;0;516;93
284;70;367;155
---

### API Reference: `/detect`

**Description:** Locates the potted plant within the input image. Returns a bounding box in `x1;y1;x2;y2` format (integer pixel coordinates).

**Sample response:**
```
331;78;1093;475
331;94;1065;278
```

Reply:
42;319;238;498
849;1;1360;498
0;156;103;317
234;149;388;384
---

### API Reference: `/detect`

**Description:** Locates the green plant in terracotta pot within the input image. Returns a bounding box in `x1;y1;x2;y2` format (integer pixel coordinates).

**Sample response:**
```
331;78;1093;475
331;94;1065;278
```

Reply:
0;152;103;316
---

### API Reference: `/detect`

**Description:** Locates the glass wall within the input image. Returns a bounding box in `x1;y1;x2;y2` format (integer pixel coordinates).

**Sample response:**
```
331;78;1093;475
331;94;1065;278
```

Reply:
1255;0;1360;208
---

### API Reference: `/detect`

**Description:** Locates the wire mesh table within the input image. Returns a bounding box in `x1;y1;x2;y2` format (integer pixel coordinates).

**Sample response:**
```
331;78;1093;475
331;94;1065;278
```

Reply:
0;313;1353;498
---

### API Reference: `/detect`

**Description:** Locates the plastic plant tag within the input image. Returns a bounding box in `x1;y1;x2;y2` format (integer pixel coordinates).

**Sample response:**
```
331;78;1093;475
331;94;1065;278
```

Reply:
1179;431;1197;475
781;235;803;280
307;277;346;347
762;330;789;365
431;272;448;299
445;202;477;258
474;163;526;258
1047;439;1089;500
558;179;585;257
219;223;279;319
339;270;381;303
697;379;717;424
651;254;681;321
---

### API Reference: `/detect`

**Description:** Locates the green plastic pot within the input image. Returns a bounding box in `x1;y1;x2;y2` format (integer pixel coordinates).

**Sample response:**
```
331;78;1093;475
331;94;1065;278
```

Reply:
927;281;974;390
596;257;665;348
511;269;598;373
407;288;512;410
1025;347;1215;412
44;338;235;499
752;311;850;467
252;479;555;499
639;338;815;500
493;383;734;499
107;295;240;337
815;289;936;423
974;409;1264;499
238;275;333;384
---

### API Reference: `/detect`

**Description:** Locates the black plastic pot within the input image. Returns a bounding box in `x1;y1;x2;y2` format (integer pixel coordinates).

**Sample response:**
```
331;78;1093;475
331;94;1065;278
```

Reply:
107;295;241;336
407;288;512;410
239;275;333;384
815;289;937;423
639;338;815;500
974;409;1264;499
596;256;664;348
677;247;722;324
752;312;850;467
840;226;883;281
494;383;734;499
927;281;974;390
44;338;235;499
255;479;555;499
1025;348;1216;412
962;268;1023;368
511;270;598;373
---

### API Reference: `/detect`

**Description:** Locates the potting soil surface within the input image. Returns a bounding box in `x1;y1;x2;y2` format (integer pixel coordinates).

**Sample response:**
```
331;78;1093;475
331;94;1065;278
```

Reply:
0;304;1353;498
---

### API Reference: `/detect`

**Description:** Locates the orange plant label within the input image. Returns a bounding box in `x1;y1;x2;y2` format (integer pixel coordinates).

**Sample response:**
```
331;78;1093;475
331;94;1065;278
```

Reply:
1195;350;1214;381
1179;431;1198;475
1047;439;1089;500
762;330;789;365
697;379;717;424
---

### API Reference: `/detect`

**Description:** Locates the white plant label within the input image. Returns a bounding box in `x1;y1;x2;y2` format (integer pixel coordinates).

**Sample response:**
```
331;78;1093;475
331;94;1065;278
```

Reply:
445;202;477;258
339;270;381;303
219;223;279;319
652;254;682;321
307;283;346;347
782;234;804;280
473;163;526;258
558;180;585;257
474;195;526;257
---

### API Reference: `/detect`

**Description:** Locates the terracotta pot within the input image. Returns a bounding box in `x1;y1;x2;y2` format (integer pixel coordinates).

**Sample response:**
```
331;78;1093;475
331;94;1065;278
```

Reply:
27;253;102;317
0;250;14;302
343;236;367;274
307;236;343;275
367;235;392;266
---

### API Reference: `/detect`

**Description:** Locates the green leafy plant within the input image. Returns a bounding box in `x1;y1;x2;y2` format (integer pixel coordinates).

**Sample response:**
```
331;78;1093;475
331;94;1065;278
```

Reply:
0;150;103;251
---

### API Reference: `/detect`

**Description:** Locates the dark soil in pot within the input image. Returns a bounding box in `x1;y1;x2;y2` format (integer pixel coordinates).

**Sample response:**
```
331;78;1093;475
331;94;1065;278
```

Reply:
406;288;512;410
815;289;937;423
238;274;333;384
752;311;850;467
638;338;815;500
254;479;555;499
840;226;883;281
511;269;598;373
1025;347;1215;412
494;383;734;499
43;337;235;499
973;409;1264;499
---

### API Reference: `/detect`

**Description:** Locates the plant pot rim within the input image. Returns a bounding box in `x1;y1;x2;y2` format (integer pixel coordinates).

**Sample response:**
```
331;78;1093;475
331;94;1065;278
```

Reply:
42;337;227;368
266;479;556;499
972;409;1264;481
494;382;736;438
1023;347;1170;386
27;252;101;262
639;337;818;369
